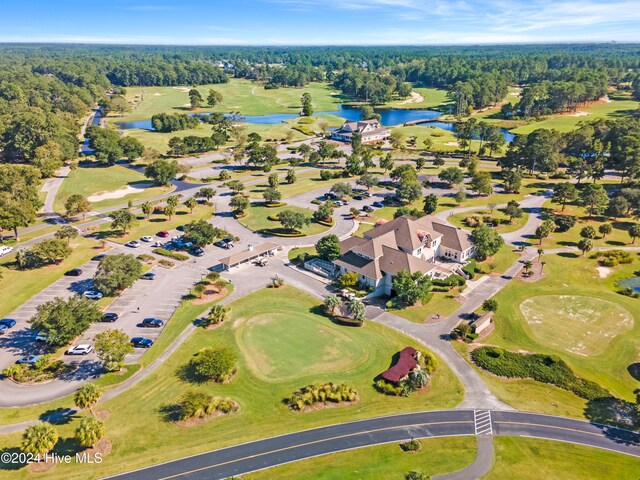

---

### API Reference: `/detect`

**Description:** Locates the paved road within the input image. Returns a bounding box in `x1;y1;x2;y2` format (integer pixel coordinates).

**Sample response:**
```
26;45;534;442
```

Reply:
103;410;640;480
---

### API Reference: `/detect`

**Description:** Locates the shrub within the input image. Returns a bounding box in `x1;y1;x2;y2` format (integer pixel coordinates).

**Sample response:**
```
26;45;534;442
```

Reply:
433;274;466;287
400;439;422;452
337;272;359;288
175;391;239;420
190;346;237;383
158;259;175;268
462;260;477;279
374;379;404;396
153;248;189;261
599;250;633;267
285;383;357;411
137;254;155;264
471;346;609;400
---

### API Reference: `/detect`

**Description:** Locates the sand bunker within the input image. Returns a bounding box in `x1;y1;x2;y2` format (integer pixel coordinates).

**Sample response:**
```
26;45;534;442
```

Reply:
444;141;459;146
400;91;425;104
88;184;150;202
596;266;612;278
172;87;190;92
152;93;164;96
569;111;591;117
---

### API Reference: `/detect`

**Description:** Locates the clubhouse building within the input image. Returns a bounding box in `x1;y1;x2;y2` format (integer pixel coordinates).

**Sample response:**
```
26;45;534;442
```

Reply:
332;215;475;297
331;119;390;143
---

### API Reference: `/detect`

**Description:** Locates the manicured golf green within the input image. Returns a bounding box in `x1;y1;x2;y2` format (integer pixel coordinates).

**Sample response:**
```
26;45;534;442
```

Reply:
488;254;640;400
519;295;633;356
0;287;463;479
245;436;477;480
54;162;171;212
483;436;640;480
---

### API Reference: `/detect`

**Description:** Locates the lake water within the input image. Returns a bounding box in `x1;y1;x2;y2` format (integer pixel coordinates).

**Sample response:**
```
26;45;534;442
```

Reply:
618;277;640;293
115;105;515;142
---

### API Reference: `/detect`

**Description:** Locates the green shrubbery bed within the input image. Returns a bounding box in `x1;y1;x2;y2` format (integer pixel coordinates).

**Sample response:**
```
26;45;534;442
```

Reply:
471;346;609;400
153;248;189;261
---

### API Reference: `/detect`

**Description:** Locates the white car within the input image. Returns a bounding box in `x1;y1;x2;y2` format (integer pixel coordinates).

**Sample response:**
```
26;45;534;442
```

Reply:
35;332;48;342
0;245;13;257
125;241;141;248
140;236;153;242
83;290;103;300
66;344;93;355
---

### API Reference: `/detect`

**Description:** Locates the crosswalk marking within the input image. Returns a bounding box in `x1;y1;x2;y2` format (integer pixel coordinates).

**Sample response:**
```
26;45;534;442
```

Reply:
474;410;493;435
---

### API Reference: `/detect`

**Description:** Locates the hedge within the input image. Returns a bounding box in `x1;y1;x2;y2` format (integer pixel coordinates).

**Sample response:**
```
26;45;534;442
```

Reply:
153;248;189;261
317;218;334;227
471;346;609;400
433;274;466;287
261;229;306;237
264;202;286;208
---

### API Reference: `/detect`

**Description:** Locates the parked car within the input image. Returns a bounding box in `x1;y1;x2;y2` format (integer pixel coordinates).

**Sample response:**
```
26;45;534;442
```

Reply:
157;231;170;238
101;313;119;323
35;332;48;342
125;240;141;248
131;337;153;348
372;201;384;208
83;290;103;300
353;194;364;200
66;344;93;355
325;192;338;200
16;355;40;365
334;200;344;207
362;205;374;213
0;325;7;335
141;272;157;280
141;317;164;328
214;240;228;249
222;237;235;248
0;318;17;328
92;253;107;261
191;247;205;257
176;225;186;232
0;245;14;257
65;268;83;276
141;236;153;242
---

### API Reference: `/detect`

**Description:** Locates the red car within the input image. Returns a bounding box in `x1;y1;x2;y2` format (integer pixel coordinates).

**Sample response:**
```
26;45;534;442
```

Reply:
157;231;170;238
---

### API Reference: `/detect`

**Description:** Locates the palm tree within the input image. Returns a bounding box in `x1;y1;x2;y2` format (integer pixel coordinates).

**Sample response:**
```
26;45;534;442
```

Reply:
141;201;153;219
185;197;197;214
523;260;533;276
206;305;230;325
537;248;544;262
540;261;546;273
75;416;105;448
347;299;366;322
577;238;593;256
166;194;181;208
21;422;58;455
323;295;341;316
164;204;176;221
74;384;103;416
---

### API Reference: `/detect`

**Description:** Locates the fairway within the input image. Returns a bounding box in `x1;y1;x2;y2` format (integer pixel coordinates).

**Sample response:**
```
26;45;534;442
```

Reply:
235;304;370;382
238;203;331;236
519;295;634;357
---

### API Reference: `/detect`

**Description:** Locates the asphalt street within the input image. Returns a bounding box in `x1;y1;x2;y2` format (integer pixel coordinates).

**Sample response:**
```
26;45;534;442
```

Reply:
104;410;640;480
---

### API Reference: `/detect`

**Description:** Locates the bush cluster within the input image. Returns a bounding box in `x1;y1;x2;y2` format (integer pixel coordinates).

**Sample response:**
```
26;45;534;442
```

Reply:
599;250;633;267
153;248;189;261
175;391;239;421
471;346;609;400
433;274;466;288
400;439;422;452
3;356;71;383
286;383;357;411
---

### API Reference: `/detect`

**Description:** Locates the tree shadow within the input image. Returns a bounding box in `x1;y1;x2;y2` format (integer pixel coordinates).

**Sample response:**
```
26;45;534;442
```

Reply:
557;252;580;258
39;408;77;425
175;362;207;385
0;447;26;471
628;363;640;381
157;403;181;423
584;397;640;444
605;240;626;246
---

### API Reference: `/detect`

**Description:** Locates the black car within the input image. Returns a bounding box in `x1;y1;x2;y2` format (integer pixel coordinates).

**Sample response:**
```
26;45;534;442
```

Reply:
101;313;119;323
176;225;186;232
214;240;230;249
191;247;205;257
141;318;164;328
131;337;153;348
65;268;83;276
141;272;157;280
222;237;235;247
353;194;364;200
362;205;374;213
0;318;17;328
372;202;384;208
92;254;107;261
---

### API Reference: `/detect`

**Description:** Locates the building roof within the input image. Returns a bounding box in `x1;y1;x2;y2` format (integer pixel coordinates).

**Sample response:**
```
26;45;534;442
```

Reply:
333;119;389;137
333;251;381;280
474;312;494;329
382;347;419;383
378;245;437;276
220;242;280;268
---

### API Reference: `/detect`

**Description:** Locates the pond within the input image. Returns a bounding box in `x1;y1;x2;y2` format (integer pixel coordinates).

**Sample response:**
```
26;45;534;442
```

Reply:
617;276;640;293
114;105;515;142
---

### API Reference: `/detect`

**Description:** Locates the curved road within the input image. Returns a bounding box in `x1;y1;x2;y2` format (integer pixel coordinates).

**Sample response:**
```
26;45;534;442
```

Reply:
104;409;640;480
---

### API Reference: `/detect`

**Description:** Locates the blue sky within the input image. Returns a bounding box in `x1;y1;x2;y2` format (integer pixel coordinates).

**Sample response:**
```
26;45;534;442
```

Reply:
1;0;639;45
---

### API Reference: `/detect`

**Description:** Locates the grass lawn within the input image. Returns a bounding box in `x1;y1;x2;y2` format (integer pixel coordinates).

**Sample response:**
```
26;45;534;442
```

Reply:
483;436;640;480
245;436;477;480
91;204;213;244
383;87;451;110
487;253;640;400
287;245;317;261
476;245;521;275
0;237;99;319
238;202;331;236
54;162;172;213
0;287;463;480
391;291;462;323
113;80;344;121
511;92;639;135
247;169;351;199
